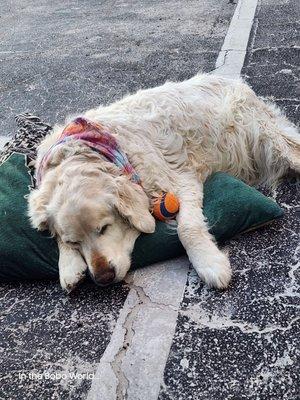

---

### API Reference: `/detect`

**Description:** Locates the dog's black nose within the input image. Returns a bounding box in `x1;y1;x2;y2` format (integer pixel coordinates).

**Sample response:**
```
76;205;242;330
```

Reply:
92;264;116;286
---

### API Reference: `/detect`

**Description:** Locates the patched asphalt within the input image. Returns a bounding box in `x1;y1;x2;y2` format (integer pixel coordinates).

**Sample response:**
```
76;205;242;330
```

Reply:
0;1;237;399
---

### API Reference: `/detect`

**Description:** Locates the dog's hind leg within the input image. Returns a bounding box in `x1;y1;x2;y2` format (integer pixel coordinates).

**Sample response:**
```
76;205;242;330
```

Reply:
280;128;300;174
261;126;300;186
250;101;300;186
175;172;232;289
225;82;299;186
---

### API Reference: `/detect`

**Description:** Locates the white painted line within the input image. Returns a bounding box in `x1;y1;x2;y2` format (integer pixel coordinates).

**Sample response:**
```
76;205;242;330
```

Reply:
88;259;189;400
87;1;259;398
213;0;258;79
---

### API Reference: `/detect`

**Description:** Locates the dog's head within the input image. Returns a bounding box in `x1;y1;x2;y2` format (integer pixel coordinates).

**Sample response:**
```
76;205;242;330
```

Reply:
28;155;155;287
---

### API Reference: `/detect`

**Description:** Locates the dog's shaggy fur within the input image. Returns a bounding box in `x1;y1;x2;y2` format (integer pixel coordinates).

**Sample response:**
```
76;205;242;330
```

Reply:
28;74;300;292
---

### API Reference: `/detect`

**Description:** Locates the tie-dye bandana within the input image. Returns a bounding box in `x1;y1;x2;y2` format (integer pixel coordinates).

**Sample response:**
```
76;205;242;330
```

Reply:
36;117;141;186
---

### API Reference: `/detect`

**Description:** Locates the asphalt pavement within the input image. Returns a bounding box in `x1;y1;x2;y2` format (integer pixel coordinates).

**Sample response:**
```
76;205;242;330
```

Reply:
0;0;233;136
0;1;299;399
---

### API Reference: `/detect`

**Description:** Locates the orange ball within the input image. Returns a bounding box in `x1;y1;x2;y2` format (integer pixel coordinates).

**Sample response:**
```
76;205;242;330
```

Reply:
152;192;180;222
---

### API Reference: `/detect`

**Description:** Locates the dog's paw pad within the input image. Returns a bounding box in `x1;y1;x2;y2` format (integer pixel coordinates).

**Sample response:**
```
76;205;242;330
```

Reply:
195;252;232;289
60;270;86;294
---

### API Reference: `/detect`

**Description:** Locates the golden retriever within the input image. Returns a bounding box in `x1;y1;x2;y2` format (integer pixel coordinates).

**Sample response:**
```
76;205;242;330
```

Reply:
28;74;300;292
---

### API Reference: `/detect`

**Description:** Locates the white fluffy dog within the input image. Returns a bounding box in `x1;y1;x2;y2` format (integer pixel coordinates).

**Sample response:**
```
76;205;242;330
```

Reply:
28;74;300;292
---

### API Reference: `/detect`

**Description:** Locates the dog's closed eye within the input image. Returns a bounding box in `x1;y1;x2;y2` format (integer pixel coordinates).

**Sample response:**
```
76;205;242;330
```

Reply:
65;240;81;248
96;224;110;236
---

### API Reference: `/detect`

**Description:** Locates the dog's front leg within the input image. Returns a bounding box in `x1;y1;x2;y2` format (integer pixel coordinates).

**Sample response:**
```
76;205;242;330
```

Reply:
176;174;232;289
58;240;87;293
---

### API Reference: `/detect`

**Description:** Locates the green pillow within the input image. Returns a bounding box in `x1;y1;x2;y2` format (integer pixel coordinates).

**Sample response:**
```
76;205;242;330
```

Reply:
0;152;283;282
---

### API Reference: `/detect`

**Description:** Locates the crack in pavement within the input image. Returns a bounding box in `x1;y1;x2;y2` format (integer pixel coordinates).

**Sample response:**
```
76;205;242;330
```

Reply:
213;0;258;78
87;260;189;400
110;281;178;400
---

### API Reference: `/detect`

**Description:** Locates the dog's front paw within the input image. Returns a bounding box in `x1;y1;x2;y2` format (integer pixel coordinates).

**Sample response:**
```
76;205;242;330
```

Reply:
193;251;232;289
59;261;87;294
60;269;86;293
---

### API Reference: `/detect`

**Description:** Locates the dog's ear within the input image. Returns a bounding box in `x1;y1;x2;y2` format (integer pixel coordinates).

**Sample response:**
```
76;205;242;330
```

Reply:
115;176;156;234
28;171;56;231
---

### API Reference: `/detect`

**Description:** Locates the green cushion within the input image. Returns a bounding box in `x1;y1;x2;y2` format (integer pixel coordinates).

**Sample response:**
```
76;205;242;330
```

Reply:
0;153;283;282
